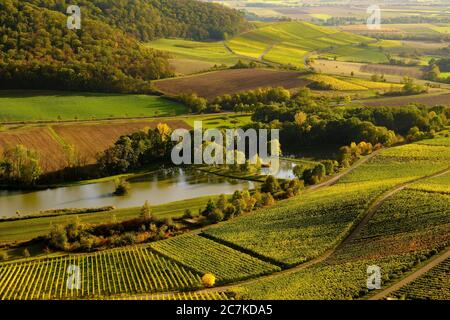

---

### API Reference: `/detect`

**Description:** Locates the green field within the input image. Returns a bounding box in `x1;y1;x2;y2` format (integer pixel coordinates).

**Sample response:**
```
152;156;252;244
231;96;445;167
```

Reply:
0;91;186;122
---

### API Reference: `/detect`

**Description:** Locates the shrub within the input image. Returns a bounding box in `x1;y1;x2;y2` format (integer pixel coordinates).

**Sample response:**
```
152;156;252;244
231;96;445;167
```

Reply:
261;175;281;194
140;200;153;220
208;209;224;224
114;178;131;196
23;248;31;258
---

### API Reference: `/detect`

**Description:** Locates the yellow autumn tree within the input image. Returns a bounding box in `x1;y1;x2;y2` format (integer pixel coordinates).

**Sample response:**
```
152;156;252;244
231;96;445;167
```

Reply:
202;273;216;287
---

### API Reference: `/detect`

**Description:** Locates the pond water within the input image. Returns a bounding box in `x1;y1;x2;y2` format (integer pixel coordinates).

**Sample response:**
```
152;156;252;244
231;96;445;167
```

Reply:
0;160;297;218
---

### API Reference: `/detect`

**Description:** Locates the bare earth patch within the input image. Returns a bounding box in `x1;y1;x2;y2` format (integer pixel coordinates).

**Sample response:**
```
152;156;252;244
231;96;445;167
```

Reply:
153;69;310;100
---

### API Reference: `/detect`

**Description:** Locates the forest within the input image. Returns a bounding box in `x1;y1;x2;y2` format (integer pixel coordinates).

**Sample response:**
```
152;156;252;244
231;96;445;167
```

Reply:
0;0;249;92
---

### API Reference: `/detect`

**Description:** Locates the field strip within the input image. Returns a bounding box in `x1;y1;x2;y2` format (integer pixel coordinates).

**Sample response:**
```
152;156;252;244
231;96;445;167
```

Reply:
175;166;450;296
368;247;450;300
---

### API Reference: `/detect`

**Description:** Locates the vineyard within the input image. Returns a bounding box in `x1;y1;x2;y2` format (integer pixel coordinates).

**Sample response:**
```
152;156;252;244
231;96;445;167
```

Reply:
231;186;450;300
150;235;280;283
112;291;232;301
0;247;201;300
408;171;450;194
390;258;450;300
205;183;382;267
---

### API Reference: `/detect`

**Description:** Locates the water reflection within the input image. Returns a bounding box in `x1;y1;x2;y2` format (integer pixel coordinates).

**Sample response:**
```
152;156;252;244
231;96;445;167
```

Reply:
0;160;297;217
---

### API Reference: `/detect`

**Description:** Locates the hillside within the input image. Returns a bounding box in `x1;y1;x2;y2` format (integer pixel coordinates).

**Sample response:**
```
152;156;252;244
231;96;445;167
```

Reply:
0;0;249;92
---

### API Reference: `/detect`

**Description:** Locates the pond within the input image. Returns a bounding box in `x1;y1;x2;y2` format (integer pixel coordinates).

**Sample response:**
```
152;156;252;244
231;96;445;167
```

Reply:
0;160;298;218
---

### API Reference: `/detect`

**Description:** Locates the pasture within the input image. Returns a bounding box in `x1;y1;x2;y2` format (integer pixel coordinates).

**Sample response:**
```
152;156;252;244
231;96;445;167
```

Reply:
0;91;186;122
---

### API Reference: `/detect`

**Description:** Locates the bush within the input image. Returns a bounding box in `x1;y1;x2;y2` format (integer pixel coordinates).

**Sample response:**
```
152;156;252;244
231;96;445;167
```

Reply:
208;209;224;224
23;248;31;258
182;209;194;219
261;176;281;193
114;178;131;196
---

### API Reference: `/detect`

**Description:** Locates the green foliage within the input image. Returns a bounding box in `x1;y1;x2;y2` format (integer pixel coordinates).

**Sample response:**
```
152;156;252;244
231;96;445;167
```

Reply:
0;145;42;186
98;124;175;175
113;178;131;196
0;0;249;92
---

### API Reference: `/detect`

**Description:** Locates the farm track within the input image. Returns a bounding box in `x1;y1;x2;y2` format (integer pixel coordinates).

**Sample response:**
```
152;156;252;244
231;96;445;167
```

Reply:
368;247;450;300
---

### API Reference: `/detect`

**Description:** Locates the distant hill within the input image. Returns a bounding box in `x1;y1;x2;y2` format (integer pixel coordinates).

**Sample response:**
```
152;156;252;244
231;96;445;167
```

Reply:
227;21;370;67
0;0;250;93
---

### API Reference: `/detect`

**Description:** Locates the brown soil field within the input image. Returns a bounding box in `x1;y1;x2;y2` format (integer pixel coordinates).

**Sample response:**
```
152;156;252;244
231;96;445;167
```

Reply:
361;92;450;107
153;69;310;100
0;127;67;173
0;120;190;173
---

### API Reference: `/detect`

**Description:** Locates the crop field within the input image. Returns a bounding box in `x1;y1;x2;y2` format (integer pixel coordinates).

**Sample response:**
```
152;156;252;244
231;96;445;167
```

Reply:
227;21;369;62
408;172;450;194
231;185;450;300
362;92;450;107
205;183;382;267
153;69;309;100
115;291;232;300
311;59;424;81
340;23;450;36
0;120;191;173
0;91;186;122
323;45;389;64
390;257;450;300
306;74;368;91
0;247;201;300
150;235;280;283
206;139;450;268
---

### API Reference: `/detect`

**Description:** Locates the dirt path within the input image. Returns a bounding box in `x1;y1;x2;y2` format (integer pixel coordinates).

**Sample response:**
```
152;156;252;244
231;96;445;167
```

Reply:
369;248;450;300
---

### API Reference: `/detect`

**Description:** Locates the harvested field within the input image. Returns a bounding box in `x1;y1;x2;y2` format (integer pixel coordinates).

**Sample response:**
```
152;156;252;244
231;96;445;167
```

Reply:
360;64;424;78
361;92;450;107
0;127;66;173
312;59;420;78
0;120;191;173
53;120;191;165
153;69;310;100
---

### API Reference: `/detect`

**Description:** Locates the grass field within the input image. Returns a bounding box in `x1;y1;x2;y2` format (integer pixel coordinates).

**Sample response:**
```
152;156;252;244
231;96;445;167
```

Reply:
0;91;186;122
145;39;245;74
